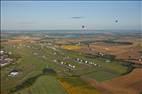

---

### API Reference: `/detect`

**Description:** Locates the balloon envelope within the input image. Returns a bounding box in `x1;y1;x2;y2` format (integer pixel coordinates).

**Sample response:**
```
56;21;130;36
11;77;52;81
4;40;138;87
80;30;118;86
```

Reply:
82;25;85;28
115;20;118;23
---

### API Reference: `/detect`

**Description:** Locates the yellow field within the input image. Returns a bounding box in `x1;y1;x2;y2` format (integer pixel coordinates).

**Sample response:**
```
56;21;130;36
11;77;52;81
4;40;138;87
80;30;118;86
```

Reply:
59;80;100;94
61;45;81;50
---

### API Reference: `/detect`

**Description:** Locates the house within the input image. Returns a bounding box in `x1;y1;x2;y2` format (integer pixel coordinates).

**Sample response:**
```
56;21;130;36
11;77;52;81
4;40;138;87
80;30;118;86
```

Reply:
8;52;12;55
4;58;13;62
61;61;64;64
68;64;71;67
98;52;104;56
76;58;80;61
0;50;4;54
0;61;9;67
85;61;88;64
8;70;19;77
94;63;97;66
72;65;76;69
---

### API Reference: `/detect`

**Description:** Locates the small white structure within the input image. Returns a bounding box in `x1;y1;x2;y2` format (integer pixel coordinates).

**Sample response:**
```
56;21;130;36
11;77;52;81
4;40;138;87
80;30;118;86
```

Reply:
72;65;76;69
4;58;13;62
99;52;104;56
0;50;4;54
94;64;97;66
76;58;80;61
139;58;142;62
8;70;19;77
68;64;71;67
61;61;64;64
1;63;9;67
85;61;88;64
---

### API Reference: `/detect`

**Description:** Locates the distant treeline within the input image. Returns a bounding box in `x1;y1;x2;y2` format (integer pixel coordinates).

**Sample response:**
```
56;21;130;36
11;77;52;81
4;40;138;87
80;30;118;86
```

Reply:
85;53;116;60
121;62;134;75
101;40;133;45
80;40;133;45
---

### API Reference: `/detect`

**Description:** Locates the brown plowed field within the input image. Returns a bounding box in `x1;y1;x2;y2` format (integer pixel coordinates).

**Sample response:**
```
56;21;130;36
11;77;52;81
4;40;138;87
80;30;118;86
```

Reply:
85;68;142;94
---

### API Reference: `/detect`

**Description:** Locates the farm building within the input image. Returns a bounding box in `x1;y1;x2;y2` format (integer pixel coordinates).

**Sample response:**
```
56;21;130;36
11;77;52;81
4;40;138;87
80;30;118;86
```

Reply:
8;70;19;77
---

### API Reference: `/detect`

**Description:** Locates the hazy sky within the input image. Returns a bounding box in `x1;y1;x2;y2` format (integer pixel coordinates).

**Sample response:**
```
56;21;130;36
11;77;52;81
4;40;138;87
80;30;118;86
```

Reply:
1;1;141;30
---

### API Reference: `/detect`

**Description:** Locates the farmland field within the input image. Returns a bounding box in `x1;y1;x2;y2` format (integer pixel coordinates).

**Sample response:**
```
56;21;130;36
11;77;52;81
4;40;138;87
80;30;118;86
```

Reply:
1;37;132;94
16;76;68;94
1;29;141;94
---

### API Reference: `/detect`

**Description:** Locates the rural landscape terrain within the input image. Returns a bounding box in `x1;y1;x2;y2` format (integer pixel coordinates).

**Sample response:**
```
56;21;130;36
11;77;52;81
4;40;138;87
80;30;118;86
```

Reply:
1;30;142;94
1;1;141;94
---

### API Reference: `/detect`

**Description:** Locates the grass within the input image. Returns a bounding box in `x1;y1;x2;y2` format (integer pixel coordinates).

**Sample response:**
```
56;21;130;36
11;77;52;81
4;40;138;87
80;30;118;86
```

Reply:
10;74;42;93
1;43;63;94
84;71;118;81
1;42;130;94
14;76;67;94
60;49;128;80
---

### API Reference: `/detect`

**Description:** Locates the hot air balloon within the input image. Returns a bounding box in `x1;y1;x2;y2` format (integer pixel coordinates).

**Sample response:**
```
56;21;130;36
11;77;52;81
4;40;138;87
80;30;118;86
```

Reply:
115;20;118;23
82;25;85;29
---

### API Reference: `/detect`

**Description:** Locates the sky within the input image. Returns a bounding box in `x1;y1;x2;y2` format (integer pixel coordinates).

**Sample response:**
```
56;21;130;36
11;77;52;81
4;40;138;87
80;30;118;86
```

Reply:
1;1;141;30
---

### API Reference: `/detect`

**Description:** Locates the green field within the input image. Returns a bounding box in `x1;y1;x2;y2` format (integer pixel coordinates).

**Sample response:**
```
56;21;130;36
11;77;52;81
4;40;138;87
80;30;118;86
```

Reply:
1;42;129;94
15;76;67;94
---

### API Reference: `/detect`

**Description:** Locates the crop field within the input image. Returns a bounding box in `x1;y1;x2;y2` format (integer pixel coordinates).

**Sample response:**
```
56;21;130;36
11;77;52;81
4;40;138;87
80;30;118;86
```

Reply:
61;45;81;50
59;77;100;94
98;68;142;94
15;76;68;94
1;40;131;94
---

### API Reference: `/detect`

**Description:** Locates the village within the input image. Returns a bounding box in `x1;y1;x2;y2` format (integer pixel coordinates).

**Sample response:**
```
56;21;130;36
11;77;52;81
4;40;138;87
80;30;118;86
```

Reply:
0;50;13;67
0;50;20;77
